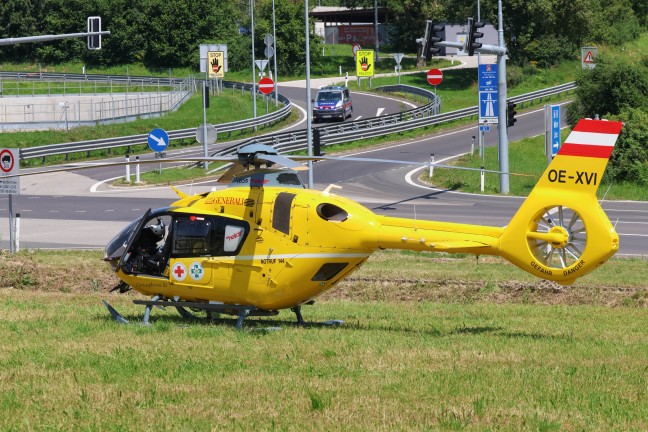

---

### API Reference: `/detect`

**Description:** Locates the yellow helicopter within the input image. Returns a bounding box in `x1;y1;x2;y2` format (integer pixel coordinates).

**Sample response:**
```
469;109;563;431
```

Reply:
95;118;623;328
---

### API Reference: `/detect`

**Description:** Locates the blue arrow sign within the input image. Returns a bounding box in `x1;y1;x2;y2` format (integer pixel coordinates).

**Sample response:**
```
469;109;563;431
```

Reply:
148;128;169;152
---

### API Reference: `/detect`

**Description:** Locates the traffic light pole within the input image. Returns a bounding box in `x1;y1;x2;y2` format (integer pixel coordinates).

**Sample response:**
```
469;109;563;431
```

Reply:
0;31;110;47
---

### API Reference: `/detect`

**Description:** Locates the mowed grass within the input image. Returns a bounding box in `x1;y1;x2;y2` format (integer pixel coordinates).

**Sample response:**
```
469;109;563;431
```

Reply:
1;291;646;431
0;250;647;431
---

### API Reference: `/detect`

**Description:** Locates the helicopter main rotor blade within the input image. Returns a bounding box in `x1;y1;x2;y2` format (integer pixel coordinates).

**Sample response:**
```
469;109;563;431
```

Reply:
217;163;247;183
4;157;238;179
258;153;308;171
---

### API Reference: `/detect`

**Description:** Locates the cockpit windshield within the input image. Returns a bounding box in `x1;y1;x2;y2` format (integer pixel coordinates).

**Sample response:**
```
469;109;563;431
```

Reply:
104;215;143;262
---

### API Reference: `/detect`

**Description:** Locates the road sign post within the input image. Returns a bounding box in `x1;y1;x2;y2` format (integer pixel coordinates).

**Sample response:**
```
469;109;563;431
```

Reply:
426;68;443;105
393;53;404;84
0;148;20;253
545;104;561;164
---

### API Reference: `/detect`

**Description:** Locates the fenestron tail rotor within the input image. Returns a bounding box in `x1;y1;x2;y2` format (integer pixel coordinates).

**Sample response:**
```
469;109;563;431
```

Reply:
527;206;587;269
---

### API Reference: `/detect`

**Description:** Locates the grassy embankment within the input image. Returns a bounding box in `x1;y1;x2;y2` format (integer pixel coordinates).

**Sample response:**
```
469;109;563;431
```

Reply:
0;249;646;431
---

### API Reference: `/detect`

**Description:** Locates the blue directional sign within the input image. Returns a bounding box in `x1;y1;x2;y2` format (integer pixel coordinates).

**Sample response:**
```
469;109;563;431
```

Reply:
478;64;498;124
550;105;561;157
479;125;491;132
478;64;498;92
147;128;169;153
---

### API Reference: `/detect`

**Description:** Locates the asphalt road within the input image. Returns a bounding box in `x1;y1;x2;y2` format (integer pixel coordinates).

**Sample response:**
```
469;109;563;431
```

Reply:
1;87;646;256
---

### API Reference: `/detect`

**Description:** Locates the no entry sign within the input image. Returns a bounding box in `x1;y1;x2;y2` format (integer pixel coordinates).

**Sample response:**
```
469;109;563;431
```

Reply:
427;68;443;86
258;77;275;95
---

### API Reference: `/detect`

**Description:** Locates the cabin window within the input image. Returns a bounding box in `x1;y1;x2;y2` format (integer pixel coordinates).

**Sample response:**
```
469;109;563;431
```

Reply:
172;215;248;257
272;192;296;234
311;263;348;281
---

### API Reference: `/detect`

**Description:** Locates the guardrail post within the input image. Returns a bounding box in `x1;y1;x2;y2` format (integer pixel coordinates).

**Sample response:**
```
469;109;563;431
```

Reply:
480;166;485;192
125;155;131;183
429;153;435;178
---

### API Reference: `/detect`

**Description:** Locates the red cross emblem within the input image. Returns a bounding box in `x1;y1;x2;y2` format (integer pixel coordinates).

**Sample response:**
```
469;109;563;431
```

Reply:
172;263;187;281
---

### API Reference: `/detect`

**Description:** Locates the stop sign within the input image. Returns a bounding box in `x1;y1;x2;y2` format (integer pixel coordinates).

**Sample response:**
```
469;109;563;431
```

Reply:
427;68;443;86
258;77;275;95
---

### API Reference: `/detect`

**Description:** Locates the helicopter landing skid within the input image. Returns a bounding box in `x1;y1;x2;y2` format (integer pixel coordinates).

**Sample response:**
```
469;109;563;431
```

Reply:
132;298;281;330
291;306;344;327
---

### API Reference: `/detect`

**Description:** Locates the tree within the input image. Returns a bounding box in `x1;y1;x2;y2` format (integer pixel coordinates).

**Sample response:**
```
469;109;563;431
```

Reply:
255;0;322;77
568;55;648;184
0;0;43;61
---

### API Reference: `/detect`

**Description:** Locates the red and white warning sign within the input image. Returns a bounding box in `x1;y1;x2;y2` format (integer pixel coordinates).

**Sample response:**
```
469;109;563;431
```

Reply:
0;148;19;195
581;47;598;69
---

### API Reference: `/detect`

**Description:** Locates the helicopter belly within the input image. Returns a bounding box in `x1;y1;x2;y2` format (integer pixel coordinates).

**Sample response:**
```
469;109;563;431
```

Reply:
235;251;369;310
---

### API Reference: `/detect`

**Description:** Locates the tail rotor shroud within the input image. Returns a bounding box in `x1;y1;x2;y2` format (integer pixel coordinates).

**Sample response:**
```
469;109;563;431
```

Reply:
528;205;587;270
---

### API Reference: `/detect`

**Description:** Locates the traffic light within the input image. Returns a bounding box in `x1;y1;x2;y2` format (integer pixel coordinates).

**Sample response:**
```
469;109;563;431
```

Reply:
507;100;518;127
203;81;210;109
87;16;101;50
466;17;485;56
425;21;445;61
313;128;325;156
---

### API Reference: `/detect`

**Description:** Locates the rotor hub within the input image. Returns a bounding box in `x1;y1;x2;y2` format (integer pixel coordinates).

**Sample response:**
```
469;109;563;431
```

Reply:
548;225;570;248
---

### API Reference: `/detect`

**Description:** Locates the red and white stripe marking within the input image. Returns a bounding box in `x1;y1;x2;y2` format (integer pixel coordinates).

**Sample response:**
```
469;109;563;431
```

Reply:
558;119;623;159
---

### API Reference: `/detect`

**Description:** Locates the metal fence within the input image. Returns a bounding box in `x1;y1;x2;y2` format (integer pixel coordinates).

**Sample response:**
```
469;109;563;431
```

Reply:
0;73;193;130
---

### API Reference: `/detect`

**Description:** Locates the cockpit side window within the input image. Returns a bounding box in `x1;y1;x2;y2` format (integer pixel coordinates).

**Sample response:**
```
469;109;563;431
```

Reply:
173;218;212;256
171;215;249;257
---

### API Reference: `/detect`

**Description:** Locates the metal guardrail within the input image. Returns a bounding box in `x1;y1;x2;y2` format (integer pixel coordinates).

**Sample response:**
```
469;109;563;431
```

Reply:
216;82;576;156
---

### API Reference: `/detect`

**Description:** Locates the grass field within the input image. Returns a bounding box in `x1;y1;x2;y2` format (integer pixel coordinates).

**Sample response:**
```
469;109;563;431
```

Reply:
0;250;646;431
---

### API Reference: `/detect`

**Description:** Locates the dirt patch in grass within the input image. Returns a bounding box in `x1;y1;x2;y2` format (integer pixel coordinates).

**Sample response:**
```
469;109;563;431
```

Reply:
1;250;645;307
328;277;648;308
0;250;119;293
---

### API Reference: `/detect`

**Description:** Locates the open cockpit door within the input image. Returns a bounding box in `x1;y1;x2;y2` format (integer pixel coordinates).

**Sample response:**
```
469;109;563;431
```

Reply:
116;209;152;273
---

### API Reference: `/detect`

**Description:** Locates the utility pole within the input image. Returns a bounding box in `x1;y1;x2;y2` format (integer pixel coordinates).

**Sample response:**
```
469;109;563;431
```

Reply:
250;0;257;120
305;0;313;188
496;0;509;193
